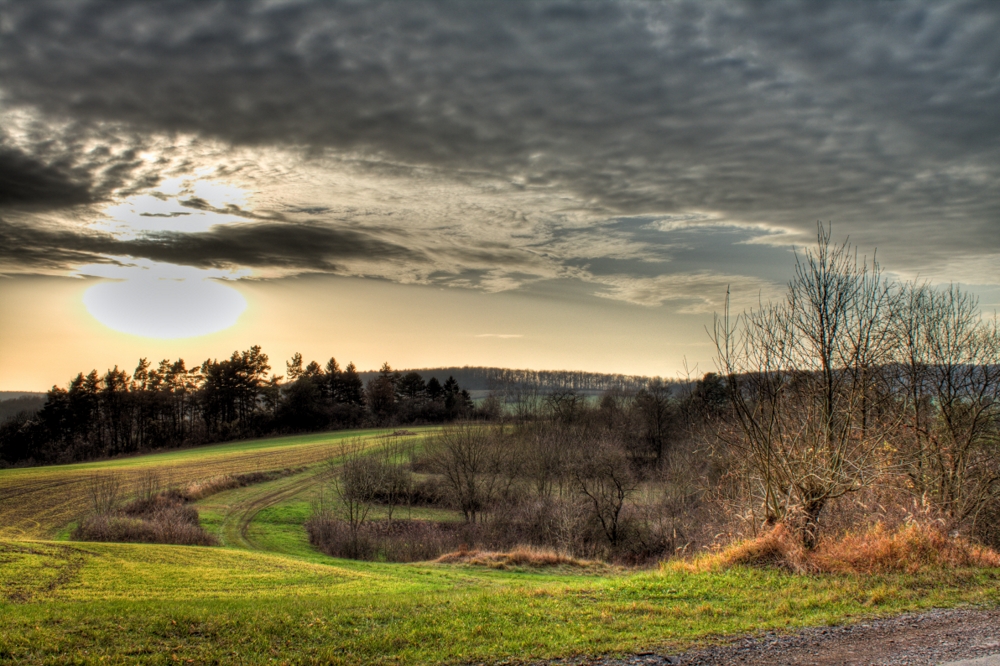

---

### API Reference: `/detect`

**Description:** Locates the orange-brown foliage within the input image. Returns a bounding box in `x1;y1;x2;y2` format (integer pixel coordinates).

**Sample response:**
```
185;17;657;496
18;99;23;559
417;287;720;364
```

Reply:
812;522;1000;574
667;522;1000;575
435;546;603;570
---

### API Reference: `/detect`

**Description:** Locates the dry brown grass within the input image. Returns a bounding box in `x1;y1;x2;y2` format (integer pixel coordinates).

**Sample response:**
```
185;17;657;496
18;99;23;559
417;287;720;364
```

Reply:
435;545;606;571
179;468;301;501
667;522;1000;575
812;522;1000;574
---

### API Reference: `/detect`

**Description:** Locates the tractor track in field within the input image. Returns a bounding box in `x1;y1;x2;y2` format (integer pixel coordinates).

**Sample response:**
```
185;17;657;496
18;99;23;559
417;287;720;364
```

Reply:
211;432;397;552
0;477;86;501
216;468;327;551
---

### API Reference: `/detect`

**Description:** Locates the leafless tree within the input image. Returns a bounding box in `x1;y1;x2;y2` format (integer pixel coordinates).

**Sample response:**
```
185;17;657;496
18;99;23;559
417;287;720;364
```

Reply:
87;472;124;516
573;435;638;547
425;424;514;523
517;424;572;498
133;469;161;503
893;283;1000;528
377;434;414;523
713;225;899;547
329;438;380;546
634;379;676;466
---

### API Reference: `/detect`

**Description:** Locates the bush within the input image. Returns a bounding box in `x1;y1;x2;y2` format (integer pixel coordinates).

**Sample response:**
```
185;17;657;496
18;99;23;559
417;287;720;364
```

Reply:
73;493;216;546
306;517;466;562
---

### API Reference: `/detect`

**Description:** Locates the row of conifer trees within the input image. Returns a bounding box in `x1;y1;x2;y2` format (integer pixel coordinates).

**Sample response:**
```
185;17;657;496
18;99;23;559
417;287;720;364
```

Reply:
0;347;474;466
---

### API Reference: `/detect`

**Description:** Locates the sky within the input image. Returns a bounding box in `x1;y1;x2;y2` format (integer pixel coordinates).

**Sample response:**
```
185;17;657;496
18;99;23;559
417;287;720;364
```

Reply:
1;0;999;391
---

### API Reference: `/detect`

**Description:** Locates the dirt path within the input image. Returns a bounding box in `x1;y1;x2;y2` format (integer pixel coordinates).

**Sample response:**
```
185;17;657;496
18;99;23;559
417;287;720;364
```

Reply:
215;469;325;550
556;608;1000;666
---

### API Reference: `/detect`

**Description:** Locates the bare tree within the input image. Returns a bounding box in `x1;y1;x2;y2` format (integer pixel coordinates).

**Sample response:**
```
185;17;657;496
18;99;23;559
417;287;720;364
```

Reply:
894;283;1000;527
713;225;898;547
634;379;676;466
377;434;414;523
329;438;380;551
133;469;161;503
573;435;638;547
425;424;513;523
518;423;572;498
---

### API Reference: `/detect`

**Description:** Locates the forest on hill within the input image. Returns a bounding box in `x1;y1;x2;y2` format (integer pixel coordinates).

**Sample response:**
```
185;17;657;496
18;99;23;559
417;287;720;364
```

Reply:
0;360;676;468
0;353;479;466
357;367;668;394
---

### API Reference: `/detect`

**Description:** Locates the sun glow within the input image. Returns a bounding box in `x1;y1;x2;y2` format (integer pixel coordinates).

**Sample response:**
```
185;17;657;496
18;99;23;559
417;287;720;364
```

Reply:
93;176;254;239
81;261;248;339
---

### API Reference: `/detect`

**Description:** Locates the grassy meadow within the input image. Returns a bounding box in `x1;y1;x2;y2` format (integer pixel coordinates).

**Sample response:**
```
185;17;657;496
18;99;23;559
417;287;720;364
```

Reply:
2;428;999;664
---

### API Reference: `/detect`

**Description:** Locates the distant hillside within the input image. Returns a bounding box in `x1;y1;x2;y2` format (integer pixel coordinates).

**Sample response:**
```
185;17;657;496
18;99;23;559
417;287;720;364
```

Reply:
0;391;46;401
358;366;671;394
0;393;46;422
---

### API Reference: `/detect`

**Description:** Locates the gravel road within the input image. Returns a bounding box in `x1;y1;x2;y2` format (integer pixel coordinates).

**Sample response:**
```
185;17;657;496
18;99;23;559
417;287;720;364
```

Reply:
541;608;1000;666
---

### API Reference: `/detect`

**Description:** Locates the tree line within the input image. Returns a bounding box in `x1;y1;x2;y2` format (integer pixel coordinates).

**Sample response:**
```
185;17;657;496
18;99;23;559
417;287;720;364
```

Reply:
377;366;666;394
0;350;475;466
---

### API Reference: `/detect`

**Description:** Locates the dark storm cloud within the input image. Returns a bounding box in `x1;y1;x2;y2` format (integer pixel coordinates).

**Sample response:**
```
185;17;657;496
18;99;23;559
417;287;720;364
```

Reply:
0;147;93;208
1;0;998;282
0;219;422;274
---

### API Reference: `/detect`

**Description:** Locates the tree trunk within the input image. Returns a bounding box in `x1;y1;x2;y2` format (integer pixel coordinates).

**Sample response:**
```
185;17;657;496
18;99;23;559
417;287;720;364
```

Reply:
800;497;826;550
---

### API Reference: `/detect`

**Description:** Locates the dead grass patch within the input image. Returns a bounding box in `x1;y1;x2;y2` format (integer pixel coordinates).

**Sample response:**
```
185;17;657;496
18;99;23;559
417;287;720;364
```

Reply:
667;522;1000;575
179;468;303;501
435;545;608;571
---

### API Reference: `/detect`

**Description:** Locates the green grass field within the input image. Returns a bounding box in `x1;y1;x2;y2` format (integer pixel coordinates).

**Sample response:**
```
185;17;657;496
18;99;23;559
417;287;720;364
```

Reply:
2;428;999;664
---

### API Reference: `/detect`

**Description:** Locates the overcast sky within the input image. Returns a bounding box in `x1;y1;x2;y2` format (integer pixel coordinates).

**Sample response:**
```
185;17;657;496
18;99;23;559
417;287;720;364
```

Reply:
2;0;998;390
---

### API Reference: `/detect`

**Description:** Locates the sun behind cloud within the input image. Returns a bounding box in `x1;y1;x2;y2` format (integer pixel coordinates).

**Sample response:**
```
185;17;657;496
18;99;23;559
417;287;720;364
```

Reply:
81;261;247;339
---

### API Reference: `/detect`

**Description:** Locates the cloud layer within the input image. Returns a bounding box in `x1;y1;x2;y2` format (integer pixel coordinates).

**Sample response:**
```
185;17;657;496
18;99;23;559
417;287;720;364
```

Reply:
2;0;998;307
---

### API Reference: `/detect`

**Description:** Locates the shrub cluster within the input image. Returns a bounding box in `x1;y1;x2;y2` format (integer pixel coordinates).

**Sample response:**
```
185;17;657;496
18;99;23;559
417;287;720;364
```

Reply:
73;492;216;546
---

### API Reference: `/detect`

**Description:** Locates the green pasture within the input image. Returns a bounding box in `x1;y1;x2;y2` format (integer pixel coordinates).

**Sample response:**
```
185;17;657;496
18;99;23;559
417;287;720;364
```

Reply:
2;427;999;664
2;540;998;664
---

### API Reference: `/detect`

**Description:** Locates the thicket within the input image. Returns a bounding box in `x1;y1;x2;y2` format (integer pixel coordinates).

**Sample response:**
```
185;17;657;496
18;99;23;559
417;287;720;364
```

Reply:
308;390;725;565
0;352;476;467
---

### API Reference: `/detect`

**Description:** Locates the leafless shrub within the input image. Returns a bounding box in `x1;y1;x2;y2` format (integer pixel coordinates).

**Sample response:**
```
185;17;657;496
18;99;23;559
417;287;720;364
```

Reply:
306;517;467;562
133;469;161;503
87;472;124;516
73;492;216;546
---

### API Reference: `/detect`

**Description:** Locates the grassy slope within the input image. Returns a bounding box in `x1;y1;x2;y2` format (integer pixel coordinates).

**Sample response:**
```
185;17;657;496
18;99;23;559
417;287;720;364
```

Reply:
2;428;999;664
2;540;998;664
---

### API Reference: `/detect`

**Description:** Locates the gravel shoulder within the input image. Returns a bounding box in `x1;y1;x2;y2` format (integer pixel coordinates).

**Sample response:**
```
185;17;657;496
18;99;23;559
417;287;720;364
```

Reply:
552;608;1000;666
